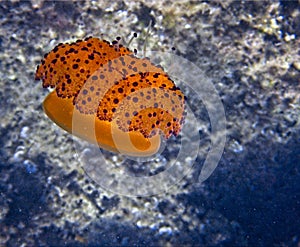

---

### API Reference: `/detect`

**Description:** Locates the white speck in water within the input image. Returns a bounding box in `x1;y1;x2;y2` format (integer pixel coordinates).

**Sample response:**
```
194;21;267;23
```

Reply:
184;24;191;29
159;226;173;235
12;146;26;162
20;126;29;139
230;140;244;153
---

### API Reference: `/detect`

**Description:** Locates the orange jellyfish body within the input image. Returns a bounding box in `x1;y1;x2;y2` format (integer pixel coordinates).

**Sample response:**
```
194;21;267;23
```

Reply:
35;36;185;157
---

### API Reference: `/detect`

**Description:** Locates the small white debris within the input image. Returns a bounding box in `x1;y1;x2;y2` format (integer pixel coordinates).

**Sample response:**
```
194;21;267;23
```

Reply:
159;226;173;235
20;126;29;139
230;140;243;153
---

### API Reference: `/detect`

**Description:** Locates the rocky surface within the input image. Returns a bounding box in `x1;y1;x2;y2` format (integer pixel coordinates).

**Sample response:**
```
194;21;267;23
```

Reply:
0;0;299;246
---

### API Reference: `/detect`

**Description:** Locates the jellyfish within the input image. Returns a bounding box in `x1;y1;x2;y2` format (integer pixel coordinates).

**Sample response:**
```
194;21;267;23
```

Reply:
35;36;185;157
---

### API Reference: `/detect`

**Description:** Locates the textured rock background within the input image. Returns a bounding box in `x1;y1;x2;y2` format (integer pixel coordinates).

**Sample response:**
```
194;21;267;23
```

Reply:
0;1;299;246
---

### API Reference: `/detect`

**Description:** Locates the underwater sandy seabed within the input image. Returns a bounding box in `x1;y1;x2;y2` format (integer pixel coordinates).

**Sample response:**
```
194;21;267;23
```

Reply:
0;1;299;246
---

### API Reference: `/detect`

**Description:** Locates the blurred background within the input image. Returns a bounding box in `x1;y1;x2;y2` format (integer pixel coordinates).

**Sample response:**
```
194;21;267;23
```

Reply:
0;1;299;246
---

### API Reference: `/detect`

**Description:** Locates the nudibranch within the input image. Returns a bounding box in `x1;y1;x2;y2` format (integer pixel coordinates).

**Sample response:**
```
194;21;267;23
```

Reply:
35;36;185;157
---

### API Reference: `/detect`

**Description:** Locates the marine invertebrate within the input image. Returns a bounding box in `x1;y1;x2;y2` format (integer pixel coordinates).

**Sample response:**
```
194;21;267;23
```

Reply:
35;37;185;156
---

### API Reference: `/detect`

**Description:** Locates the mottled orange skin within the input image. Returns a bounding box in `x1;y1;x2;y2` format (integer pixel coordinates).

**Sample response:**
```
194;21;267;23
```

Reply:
35;36;185;156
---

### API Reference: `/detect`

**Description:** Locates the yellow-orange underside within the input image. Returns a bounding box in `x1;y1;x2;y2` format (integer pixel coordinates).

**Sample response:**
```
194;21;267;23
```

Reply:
43;90;161;156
